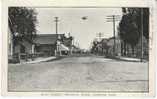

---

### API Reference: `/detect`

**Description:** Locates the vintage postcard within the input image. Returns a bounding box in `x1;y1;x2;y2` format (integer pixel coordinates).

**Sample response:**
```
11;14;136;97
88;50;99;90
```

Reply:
1;0;156;96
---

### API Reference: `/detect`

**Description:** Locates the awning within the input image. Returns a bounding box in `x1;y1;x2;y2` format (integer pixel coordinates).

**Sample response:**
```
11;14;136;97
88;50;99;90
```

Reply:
59;44;69;51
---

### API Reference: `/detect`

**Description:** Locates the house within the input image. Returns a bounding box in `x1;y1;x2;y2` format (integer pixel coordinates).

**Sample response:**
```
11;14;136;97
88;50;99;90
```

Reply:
100;38;110;55
91;37;121;56
34;34;72;56
34;34;63;56
106;37;121;56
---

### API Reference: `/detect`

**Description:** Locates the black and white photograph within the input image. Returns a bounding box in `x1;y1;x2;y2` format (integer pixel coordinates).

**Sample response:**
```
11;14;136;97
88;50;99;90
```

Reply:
7;7;150;93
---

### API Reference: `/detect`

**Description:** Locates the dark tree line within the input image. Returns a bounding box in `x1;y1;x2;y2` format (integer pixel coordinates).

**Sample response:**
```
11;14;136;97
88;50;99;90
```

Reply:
119;8;149;56
9;7;37;53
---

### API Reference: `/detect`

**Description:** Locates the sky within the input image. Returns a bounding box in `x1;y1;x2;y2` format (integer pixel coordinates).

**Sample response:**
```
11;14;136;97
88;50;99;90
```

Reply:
35;8;122;50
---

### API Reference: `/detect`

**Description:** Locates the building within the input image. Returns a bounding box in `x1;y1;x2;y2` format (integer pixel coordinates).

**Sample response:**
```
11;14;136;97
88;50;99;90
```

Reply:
34;34;72;56
106;37;121;56
34;34;63;56
100;38;110;55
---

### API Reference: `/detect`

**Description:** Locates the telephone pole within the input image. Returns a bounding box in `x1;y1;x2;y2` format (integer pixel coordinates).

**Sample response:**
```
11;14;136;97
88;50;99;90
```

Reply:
96;32;104;41
54;17;59;35
106;15;120;56
96;32;104;54
54;17;59;56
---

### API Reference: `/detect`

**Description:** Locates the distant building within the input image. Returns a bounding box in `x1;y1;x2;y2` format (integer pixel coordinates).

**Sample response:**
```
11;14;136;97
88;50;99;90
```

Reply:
34;34;63;56
106;37;121;56
90;37;120;56
103;35;148;58
100;38;110;55
34;34;72;56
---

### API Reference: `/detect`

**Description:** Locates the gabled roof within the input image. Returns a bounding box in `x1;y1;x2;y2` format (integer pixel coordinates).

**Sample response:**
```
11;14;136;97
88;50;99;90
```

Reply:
34;34;65;45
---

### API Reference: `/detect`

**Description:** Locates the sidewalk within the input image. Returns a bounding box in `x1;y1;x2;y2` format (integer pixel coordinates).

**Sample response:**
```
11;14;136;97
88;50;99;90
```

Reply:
106;55;147;62
21;56;57;64
116;56;147;62
119;57;140;61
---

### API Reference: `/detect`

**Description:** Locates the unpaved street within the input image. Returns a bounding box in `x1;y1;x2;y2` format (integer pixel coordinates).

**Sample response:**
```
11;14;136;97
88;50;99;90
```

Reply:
8;56;148;92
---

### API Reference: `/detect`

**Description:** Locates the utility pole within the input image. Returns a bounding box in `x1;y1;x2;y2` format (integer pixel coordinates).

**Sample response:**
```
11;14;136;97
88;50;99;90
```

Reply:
106;15;120;56
96;32;104;41
96;32;104;55
54;17;60;56
140;9;144;62
54;17;59;35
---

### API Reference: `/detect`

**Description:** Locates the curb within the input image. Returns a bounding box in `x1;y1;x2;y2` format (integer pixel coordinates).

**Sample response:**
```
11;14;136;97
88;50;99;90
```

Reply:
106;56;147;62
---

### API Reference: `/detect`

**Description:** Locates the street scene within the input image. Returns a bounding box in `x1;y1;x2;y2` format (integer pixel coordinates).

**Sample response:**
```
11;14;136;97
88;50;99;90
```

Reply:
8;7;149;92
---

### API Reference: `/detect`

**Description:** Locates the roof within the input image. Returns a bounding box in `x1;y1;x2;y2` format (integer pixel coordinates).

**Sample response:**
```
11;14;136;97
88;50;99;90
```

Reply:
34;34;65;45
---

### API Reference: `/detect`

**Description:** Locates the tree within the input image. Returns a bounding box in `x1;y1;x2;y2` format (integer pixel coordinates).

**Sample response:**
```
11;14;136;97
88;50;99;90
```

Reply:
8;7;37;53
91;40;98;54
119;8;149;56
135;8;149;39
125;8;149;39
119;11;140;55
100;39;109;55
